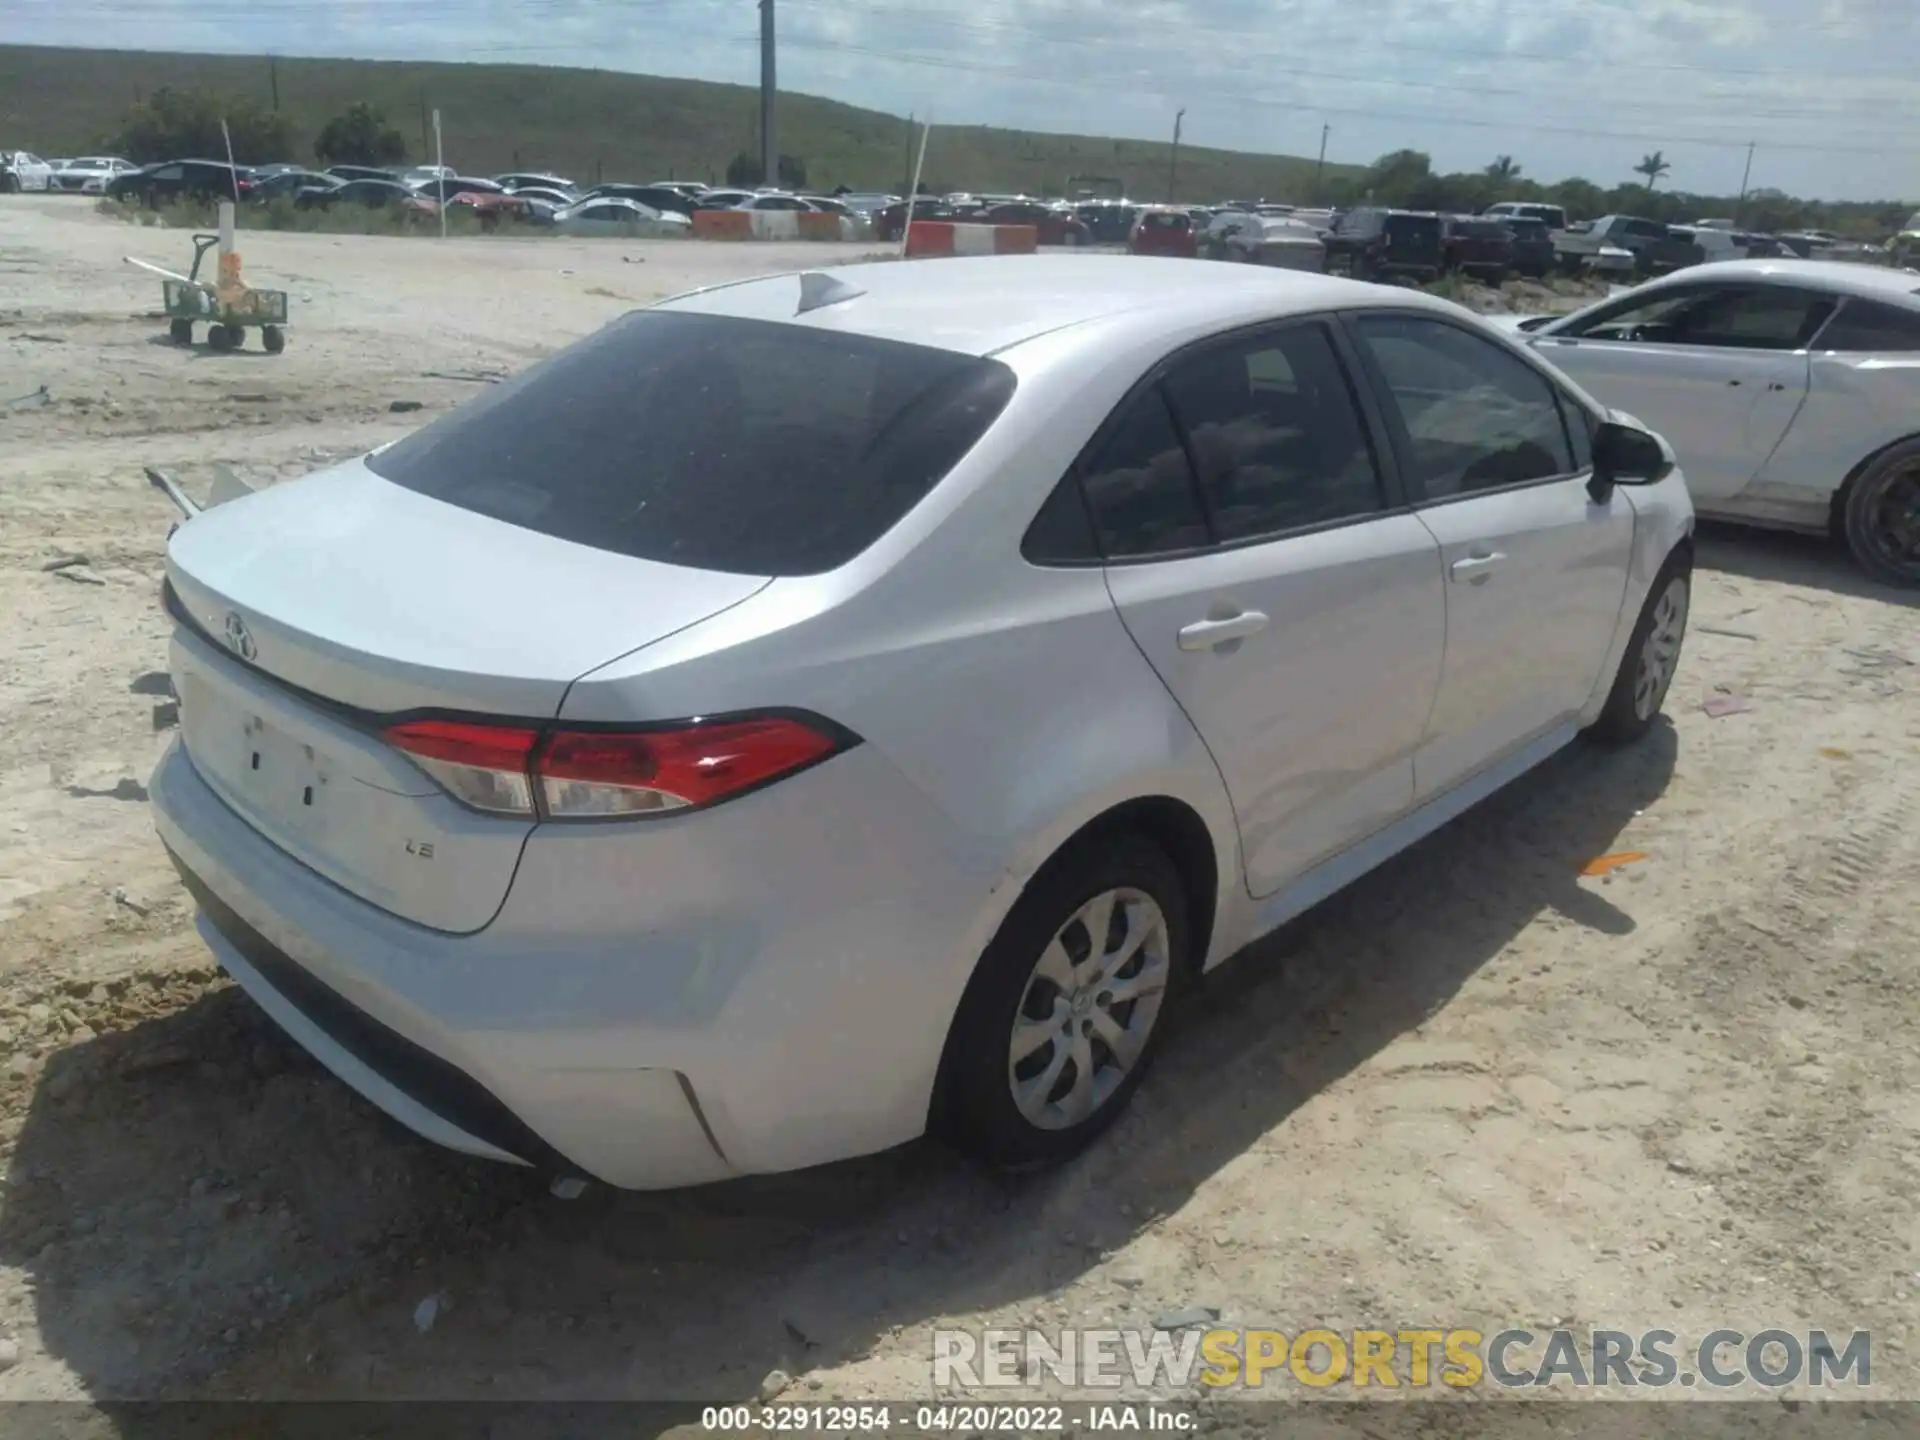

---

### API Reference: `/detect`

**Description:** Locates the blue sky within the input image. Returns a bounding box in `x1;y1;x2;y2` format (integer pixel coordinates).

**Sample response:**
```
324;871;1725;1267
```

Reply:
12;0;1919;200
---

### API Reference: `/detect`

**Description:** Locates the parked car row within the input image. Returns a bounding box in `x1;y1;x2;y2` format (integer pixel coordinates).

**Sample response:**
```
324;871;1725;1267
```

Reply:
56;156;845;235
20;144;1910;282
3;151;136;193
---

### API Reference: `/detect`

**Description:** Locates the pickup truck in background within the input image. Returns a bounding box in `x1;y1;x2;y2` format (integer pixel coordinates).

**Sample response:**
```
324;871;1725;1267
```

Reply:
1895;212;1920;268
1555;215;1701;277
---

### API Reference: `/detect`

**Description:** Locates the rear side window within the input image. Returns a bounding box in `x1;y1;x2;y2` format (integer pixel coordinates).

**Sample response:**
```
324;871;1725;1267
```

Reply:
1816;299;1920;352
1353;314;1574;499
1385;214;1441;242
1162;323;1384;540
1078;389;1210;558
1675;288;1835;350
369;310;1015;576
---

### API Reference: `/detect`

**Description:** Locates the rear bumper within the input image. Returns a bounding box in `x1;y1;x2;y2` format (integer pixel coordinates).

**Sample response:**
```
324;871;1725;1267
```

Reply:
168;852;572;1173
155;744;734;1188
149;727;1005;1187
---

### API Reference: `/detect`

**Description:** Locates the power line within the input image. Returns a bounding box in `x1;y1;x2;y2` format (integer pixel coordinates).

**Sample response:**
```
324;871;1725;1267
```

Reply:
759;34;1920;156
24;0;1918;85
35;0;1904;128
797;0;1918;80
15;1;1919;164
772;0;1918;118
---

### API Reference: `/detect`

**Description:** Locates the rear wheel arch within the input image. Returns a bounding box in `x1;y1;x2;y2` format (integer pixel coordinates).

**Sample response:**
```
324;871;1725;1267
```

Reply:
928;794;1221;1162
1064;796;1220;975
928;798;1221;1065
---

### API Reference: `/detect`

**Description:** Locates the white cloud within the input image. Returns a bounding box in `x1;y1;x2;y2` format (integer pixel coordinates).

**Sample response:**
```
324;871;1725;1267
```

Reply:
11;0;1917;198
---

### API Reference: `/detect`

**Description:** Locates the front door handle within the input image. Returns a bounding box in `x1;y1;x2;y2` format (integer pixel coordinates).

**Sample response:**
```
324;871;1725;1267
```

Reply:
1449;551;1507;584
1178;610;1270;651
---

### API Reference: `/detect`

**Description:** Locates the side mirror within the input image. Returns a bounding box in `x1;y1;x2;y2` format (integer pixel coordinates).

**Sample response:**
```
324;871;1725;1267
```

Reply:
1589;418;1674;500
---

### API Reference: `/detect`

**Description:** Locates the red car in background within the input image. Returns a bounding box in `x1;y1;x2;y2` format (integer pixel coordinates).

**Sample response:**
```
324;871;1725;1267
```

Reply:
980;201;1091;246
1440;214;1516;282
1128;207;1198;259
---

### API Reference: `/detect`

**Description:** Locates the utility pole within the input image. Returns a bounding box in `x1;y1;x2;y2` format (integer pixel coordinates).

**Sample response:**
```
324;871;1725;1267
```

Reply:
902;111;914;195
1167;108;1185;202
759;0;777;188
268;54;280;112
1313;123;1329;203
1735;140;1755;225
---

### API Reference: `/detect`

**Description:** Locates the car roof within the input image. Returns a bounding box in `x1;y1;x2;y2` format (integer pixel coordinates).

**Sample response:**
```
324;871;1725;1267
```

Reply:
1636;257;1920;306
654;254;1463;357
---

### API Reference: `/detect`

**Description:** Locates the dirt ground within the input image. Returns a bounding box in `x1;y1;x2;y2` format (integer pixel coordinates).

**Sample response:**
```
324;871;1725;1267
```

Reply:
0;195;1915;1414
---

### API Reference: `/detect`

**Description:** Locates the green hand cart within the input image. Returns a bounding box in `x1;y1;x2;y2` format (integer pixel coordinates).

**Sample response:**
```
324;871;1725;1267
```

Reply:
158;233;290;354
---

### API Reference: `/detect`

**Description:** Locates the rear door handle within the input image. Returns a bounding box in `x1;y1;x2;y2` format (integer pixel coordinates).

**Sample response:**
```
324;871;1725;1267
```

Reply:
1449;551;1507;584
1178;611;1270;651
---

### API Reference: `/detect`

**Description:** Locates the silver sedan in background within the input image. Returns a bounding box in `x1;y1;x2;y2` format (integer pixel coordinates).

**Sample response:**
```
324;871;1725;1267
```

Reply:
1502;259;1920;585
550;197;692;237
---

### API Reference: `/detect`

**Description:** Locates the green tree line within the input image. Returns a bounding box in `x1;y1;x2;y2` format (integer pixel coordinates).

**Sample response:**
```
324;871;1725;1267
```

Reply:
1326;148;1906;240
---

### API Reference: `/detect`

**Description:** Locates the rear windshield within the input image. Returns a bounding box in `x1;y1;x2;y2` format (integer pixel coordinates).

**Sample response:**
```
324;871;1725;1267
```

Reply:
368;310;1017;576
1385;214;1442;241
1507;218;1549;238
1451;219;1509;238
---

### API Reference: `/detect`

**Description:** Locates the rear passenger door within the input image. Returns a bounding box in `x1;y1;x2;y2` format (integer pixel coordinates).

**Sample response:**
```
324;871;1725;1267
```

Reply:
1080;319;1447;897
1345;312;1635;800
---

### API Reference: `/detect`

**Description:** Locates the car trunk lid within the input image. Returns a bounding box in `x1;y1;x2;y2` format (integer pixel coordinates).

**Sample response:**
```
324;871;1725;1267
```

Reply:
164;461;769;932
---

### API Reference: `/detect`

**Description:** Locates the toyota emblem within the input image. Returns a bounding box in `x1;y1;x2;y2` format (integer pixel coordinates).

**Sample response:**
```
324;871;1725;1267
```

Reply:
222;611;257;662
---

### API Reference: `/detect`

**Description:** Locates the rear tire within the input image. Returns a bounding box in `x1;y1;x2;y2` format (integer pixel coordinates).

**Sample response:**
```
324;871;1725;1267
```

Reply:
262;325;286;355
206;324;234;353
1839;439;1920;588
1588;551;1692;746
936;832;1189;1171
168;319;193;345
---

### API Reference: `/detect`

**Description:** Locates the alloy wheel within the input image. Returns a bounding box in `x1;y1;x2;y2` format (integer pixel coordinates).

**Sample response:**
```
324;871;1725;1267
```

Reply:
1007;887;1170;1131
1861;464;1920;584
1634;576;1689;720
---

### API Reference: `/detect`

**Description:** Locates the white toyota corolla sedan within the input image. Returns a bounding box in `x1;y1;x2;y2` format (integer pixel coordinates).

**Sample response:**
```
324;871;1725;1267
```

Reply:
151;256;1693;1189
1500;258;1920;586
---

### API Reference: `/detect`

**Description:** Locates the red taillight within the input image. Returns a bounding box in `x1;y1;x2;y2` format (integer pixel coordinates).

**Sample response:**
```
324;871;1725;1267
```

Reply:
384;720;540;816
382;714;846;821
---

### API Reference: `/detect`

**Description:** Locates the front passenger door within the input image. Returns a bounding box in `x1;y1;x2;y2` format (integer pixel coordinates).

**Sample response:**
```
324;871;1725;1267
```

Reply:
1529;284;1830;503
1347;312;1636;801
